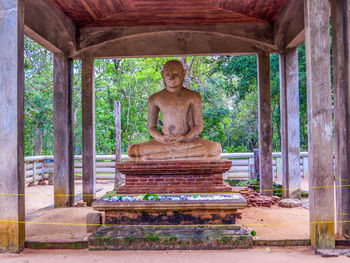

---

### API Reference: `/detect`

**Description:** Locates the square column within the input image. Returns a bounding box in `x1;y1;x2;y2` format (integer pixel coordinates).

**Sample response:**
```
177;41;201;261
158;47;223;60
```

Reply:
0;0;25;253
305;0;335;249
331;0;350;237
53;55;74;207
279;48;301;199
82;58;96;206
257;51;273;196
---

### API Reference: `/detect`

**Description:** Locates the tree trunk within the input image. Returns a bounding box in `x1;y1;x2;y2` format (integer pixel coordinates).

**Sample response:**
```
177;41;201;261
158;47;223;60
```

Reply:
180;57;192;89
34;127;43;155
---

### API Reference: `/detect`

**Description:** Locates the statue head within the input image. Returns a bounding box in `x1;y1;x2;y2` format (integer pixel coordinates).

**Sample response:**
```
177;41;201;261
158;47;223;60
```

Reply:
161;60;186;92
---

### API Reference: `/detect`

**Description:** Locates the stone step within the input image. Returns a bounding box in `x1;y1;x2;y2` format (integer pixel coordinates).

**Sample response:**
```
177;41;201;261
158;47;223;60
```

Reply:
88;225;252;250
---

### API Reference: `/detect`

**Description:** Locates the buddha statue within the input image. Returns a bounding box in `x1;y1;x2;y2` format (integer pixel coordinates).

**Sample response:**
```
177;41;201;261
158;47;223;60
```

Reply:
127;60;222;161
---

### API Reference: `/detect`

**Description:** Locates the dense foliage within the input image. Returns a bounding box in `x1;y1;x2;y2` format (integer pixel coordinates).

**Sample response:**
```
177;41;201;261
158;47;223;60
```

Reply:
24;36;309;156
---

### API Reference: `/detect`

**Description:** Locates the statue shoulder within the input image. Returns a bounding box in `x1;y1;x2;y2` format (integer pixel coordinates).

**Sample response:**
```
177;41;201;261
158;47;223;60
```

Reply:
183;88;202;101
148;89;165;103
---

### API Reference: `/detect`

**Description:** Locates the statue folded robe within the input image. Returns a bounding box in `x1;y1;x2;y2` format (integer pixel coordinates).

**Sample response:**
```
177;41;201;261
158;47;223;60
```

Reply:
127;137;222;161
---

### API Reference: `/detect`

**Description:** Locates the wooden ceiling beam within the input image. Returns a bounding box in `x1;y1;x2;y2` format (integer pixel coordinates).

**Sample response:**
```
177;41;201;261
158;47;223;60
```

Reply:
24;0;76;56
273;0;305;49
74;30;271;58
78;0;99;20
77;23;276;53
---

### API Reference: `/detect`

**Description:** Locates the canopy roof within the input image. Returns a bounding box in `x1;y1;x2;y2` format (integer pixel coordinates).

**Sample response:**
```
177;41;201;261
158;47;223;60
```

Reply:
24;0;304;58
50;0;288;27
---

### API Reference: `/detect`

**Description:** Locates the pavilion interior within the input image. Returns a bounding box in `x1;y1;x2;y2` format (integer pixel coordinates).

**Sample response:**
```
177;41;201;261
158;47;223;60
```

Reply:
1;0;349;252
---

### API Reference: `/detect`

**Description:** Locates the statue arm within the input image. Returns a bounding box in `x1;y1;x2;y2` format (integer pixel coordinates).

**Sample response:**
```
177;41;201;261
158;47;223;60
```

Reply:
147;97;164;143
184;93;204;142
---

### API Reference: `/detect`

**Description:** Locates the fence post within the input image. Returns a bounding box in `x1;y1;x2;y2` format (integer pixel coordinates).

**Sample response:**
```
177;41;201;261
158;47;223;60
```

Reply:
276;157;282;182
253;149;259;180
115;101;123;189
248;157;254;178
302;156;309;180
37;160;46;185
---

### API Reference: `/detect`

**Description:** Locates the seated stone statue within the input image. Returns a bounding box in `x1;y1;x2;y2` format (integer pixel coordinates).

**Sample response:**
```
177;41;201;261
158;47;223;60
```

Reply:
127;60;221;161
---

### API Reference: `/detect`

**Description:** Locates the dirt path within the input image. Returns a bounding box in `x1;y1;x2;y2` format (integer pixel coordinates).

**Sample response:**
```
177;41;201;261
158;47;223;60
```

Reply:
1;247;349;263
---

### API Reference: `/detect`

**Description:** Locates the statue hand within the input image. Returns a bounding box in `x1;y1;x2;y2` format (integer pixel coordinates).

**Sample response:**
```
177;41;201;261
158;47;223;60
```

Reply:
174;135;186;143
166;135;187;144
154;135;176;144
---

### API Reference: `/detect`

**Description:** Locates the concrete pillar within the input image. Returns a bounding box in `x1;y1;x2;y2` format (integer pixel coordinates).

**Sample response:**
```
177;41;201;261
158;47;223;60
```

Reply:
331;0;350;237
53;55;74;208
0;0;25;253
257;51;273;196
279;48;301;199
305;0;335;249
82;58;96;206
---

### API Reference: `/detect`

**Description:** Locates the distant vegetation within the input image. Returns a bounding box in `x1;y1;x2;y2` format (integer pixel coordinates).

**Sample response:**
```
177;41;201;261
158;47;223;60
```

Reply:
24;36;308;156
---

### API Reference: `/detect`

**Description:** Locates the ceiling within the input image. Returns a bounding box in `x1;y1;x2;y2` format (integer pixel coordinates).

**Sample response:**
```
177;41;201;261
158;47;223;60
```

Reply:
50;0;288;27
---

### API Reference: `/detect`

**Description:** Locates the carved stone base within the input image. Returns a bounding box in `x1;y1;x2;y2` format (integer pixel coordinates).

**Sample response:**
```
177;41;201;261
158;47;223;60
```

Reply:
90;192;250;250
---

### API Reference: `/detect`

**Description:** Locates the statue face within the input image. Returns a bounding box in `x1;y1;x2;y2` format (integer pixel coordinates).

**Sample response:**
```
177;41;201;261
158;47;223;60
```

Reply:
161;63;186;92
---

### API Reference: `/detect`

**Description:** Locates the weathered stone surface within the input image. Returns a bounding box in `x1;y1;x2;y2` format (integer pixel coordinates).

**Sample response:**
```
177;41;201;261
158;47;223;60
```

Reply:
93;193;247;212
253;239;311;246
0;0;25;253
76;201;87;207
278;198;302;208
305;0;335;249
115;160;232;193
257;52;273;196
53;55;74;208
82;57;96;206
25;241;88;249
127;61;221;161
235;187;278;207
331;0;350;238
315;249;350;257
86;212;102;233
88;225;252;250
117;160;232;174
279;48;301;199
105;209;239;225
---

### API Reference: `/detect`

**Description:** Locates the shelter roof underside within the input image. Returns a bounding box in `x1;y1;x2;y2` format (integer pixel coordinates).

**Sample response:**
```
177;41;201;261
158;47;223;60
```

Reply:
50;0;287;27
24;0;305;58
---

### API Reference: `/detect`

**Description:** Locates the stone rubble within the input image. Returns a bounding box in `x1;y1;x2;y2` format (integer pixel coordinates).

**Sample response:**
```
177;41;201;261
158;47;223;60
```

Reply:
315;249;350;257
232;187;279;207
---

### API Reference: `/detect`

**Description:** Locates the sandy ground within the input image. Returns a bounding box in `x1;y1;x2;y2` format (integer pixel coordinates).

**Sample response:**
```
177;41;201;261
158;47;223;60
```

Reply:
25;181;114;215
238;206;309;239
1;247;350;263
0;180;338;261
25;205;309;242
24;181;310;242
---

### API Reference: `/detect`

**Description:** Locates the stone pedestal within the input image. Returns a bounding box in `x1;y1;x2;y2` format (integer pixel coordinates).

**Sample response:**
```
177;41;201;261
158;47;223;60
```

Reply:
90;193;251;249
93;192;246;225
115;160;233;194
89;160;252;250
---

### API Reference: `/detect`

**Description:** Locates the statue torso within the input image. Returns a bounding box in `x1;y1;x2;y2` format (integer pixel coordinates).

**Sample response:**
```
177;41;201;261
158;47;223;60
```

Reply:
151;88;199;136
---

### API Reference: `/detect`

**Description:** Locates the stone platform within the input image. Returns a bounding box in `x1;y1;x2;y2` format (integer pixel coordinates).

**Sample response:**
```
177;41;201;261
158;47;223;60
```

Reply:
89;160;252;250
90;193;251;250
93;193;247;225
115;160;233;194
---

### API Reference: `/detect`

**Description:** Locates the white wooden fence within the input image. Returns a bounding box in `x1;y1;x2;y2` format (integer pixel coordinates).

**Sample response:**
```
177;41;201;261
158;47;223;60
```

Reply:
24;152;311;186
